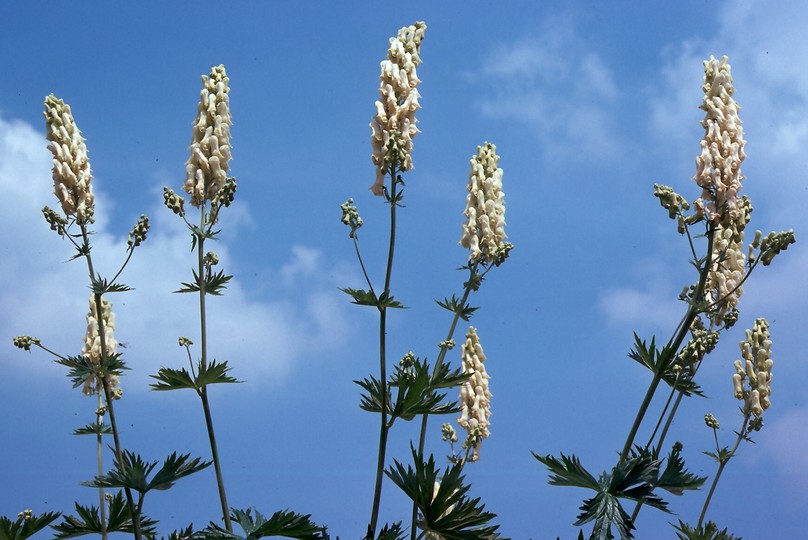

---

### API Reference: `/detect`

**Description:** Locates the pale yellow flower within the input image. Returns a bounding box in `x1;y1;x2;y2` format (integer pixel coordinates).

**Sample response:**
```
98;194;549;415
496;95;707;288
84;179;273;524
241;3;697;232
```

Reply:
732;318;773;417
369;22;426;195
460;143;508;264
184;65;232;206
457;327;491;462
43;94;95;224
81;295;120;396
693;56;745;226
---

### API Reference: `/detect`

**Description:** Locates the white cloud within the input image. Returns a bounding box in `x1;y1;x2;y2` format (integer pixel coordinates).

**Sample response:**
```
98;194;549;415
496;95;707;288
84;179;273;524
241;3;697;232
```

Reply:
473;15;621;159
0;113;354;390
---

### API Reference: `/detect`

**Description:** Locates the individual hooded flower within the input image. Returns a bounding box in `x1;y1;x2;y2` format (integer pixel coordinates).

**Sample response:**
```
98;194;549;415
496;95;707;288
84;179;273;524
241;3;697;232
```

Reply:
81;295;120;396
43;94;95;224
693;55;746;226
457;326;491;462
732;318;773;418
369;21;426;195
460;143;510;264
184;65;232;207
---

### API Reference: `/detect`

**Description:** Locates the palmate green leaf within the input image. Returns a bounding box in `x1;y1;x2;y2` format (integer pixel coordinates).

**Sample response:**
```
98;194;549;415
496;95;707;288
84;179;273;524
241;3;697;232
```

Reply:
84;450;210;494
354;375;392;415
151;360;240;393
155;524;195;540
340;288;406;309
386;448;505;540
51;491;158;538
197;507;329;539
90;274;133;294
55;353;128;390
535;451;673;540
389;358;462;421
150;366;196;391
73;422;112;436
176;269;202;293
435;295;479;322
370;523;406;540
661;367;706;398
0;510;60;540
175;269;233;296
532;453;599;491
656;444;706;496
674;520;742;540
147;452;211;491
627;334;677;376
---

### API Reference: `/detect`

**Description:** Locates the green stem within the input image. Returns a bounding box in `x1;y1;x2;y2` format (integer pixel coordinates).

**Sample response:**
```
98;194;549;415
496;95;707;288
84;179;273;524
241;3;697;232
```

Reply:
368;168;399;539
96;393;108;540
81;226;142;540
697;415;750;528
196;219;233;532
409;262;479;539
619;223;715;463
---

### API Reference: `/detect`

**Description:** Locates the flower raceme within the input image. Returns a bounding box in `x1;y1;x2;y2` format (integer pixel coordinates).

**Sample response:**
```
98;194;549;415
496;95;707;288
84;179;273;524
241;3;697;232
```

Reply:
732;318;773;418
460;143;509;265
458;327;492;462
43;94;95;224
81;295;120;396
184;65;233;207
369;21;426;195
693;55;746;226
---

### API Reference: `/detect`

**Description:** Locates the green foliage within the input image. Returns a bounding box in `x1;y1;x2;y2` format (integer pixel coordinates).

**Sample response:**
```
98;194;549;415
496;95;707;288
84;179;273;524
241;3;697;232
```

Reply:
435;294;479;322
627;334;704;396
356;358;469;422
340;288;406;309
175;269;233;296
51;491;157;538
154;524;195;540
0;510;60;540
84;450;211;495
90;274;132;294
150;360;240;394
355;374;392;415
55;353;128;390
389;357;467;421
535;448;703;540
673;521;742;540
367;523;406;540
386;448;504;539
73;422;112;436
198;508;329;539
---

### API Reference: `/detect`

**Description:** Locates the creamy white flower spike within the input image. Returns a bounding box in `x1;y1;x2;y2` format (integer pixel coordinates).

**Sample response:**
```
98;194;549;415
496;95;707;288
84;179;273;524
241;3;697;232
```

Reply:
705;196;751;325
43;94;95;224
81;295;120;396
732;318;773;417
460;143;507;263
693;56;746;226
458;326;491;462
369;22;426;195
184;65;232;207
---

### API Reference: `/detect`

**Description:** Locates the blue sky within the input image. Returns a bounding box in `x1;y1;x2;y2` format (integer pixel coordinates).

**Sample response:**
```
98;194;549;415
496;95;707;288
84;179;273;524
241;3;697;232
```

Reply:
2;1;807;538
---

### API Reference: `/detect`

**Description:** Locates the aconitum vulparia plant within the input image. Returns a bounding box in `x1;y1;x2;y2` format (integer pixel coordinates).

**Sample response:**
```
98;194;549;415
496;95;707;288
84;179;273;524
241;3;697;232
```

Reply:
536;54;795;540
7;26;799;540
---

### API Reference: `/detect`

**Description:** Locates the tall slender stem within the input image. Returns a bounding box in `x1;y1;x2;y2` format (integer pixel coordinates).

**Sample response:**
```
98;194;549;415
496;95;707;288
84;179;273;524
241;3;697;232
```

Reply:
196;215;233;532
619;224;715;463
96;393;108;540
82;227;142;540
368;168;399;538
409;263;479;539
697;415;749;528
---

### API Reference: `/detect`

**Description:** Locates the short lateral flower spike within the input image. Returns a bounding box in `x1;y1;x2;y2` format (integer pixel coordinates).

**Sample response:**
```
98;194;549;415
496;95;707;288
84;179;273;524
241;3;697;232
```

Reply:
732;318;773;418
457;326;492;462
81;295;121;396
369;21;426;195
460;142;509;264
693;55;746;226
184;65;233;207
43;94;95;224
